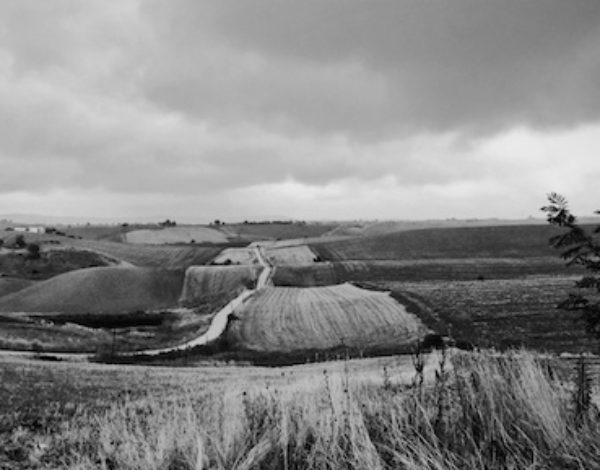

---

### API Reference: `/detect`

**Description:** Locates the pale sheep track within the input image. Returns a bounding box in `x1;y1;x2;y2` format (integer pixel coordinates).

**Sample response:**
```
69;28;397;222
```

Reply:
228;283;428;352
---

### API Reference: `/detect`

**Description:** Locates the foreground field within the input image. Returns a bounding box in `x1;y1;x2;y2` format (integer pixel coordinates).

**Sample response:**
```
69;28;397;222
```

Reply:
2;351;600;469
227;283;428;352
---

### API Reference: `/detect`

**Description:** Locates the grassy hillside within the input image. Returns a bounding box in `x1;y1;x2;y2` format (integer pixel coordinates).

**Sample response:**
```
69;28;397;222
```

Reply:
227;283;428;352
0;278;35;297
223;222;338;241
311;224;577;261
374;276;598;353
179;265;261;307
0;267;185;314
125;226;229;244
272;257;576;286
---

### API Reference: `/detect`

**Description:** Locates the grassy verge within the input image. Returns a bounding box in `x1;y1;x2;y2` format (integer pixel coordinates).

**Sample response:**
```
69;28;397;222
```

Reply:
3;350;600;469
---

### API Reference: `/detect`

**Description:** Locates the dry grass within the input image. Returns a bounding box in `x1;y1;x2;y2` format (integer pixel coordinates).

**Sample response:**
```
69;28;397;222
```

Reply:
227;283;428;352
3;351;600;469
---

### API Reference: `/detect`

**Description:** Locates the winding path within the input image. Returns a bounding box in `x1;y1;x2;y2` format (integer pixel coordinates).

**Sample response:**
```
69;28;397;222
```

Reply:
132;246;272;356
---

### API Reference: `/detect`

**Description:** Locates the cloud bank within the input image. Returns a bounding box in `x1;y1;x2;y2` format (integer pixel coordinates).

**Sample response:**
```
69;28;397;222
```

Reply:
1;0;600;221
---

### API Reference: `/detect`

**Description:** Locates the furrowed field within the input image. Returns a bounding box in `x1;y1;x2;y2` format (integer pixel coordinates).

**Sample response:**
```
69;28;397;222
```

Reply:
380;276;599;353
227;283;428;353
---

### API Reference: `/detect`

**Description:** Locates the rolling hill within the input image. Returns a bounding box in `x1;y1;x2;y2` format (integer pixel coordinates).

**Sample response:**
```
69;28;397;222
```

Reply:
0;267;185;314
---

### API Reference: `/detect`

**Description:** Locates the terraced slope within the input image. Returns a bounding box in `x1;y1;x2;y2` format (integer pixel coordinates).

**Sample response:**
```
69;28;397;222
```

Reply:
227;283;428;352
179;265;262;307
0;267;184;314
311;225;574;261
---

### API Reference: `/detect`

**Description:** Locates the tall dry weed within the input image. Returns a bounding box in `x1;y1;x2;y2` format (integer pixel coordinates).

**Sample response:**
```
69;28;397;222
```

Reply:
9;350;600;469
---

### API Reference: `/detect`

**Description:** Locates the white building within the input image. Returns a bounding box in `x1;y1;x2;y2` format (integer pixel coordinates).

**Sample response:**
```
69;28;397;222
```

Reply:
13;226;45;233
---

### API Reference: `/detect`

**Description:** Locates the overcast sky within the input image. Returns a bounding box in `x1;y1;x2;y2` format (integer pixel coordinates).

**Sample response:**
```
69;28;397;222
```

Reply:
1;0;600;222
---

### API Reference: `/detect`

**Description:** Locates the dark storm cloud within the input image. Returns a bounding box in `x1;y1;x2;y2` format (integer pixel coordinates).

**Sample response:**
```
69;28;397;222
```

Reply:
142;0;600;137
1;1;600;219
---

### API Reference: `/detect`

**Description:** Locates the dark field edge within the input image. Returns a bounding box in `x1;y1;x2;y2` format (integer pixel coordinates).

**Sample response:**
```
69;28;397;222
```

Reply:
90;337;418;367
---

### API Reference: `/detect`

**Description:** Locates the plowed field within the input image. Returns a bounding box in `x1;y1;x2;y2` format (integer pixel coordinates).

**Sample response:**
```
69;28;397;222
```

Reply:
378;276;598;353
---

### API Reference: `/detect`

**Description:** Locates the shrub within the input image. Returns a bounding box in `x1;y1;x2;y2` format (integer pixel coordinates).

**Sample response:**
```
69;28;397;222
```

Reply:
420;333;445;351
25;243;40;260
14;234;26;248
